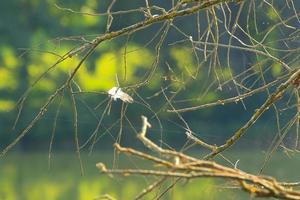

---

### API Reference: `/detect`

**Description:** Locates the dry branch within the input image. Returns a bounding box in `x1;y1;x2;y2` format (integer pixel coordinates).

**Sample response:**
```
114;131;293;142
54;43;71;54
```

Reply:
2;0;300;199
97;116;300;200
204;69;300;159
0;0;243;158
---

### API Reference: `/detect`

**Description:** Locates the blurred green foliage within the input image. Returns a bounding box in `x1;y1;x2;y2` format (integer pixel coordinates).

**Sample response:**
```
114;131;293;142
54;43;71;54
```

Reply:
0;0;297;151
0;1;299;200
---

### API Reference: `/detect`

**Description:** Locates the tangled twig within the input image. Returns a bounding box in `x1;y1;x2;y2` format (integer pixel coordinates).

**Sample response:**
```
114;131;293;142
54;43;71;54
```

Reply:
97;116;300;200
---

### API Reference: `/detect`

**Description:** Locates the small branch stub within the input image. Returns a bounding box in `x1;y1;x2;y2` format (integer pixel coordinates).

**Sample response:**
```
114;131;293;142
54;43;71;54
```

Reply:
140;116;152;137
96;162;108;172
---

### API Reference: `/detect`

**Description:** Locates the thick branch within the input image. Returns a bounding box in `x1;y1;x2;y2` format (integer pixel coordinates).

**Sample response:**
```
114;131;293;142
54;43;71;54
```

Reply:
204;69;300;159
97;115;300;200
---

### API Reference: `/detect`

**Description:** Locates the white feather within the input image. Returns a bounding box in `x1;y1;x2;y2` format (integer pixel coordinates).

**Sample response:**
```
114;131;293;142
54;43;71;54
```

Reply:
108;87;133;103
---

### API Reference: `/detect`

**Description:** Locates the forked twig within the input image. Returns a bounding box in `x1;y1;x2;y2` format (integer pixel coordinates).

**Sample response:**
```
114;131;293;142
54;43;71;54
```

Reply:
97;116;300;200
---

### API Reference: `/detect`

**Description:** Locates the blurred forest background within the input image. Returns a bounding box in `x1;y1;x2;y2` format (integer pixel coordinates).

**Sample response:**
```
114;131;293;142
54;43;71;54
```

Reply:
1;0;298;150
1;0;300;199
